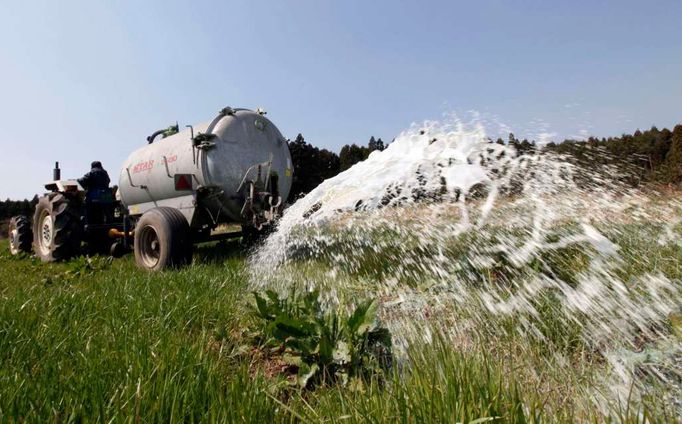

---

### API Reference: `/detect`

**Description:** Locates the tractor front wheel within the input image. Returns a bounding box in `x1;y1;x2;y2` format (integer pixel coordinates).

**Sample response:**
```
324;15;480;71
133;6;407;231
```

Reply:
8;215;33;255
32;194;82;262
134;207;192;271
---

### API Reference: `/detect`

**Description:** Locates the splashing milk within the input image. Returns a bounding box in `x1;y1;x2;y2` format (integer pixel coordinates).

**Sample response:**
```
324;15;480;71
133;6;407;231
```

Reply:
249;116;682;413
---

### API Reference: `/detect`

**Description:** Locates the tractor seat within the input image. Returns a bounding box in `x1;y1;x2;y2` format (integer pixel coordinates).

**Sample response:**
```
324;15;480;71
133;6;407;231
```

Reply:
86;188;114;204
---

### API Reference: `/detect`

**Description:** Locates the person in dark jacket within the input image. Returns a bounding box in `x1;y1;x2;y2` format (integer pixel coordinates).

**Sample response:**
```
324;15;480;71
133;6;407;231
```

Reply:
78;161;110;191
78;161;113;227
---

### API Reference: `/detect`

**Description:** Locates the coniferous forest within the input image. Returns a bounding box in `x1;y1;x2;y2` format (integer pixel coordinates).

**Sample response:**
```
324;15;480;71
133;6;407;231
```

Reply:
288;124;682;200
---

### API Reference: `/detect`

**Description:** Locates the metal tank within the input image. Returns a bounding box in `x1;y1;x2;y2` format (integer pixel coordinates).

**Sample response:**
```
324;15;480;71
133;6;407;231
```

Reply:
118;107;293;230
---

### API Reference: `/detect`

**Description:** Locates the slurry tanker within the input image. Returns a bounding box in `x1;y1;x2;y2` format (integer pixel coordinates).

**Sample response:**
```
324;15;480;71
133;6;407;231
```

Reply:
7;106;293;270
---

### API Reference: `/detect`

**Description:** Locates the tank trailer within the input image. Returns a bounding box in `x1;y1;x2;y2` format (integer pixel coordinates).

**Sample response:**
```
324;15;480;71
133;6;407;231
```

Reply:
7;107;293;270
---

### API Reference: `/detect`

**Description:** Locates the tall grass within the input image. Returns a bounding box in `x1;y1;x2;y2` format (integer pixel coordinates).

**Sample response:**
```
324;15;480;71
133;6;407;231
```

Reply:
0;243;276;422
0;235;678;422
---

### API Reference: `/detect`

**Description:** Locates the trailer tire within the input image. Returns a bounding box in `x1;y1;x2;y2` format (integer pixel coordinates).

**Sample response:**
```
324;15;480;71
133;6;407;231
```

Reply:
32;194;82;262
134;207;192;271
8;215;33;255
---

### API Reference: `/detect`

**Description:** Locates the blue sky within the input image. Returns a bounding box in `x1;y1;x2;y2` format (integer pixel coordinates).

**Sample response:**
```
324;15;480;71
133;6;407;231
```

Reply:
1;0;681;199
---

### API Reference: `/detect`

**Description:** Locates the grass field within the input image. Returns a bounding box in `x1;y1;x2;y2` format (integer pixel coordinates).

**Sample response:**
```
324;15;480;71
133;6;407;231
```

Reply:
0;216;680;423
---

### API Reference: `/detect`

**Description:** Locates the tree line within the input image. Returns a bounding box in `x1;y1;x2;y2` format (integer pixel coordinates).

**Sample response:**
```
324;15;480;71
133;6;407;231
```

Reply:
1;124;680;231
0;196;38;237
489;125;681;186
542;124;682;185
288;124;681;201
287;134;387;200
0;197;38;221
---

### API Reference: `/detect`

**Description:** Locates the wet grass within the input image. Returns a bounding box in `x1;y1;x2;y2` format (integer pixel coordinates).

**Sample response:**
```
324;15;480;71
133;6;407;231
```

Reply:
0;231;679;422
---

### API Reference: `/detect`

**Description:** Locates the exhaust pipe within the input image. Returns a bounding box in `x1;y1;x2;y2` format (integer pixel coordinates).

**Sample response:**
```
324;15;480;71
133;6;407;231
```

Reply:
53;162;61;180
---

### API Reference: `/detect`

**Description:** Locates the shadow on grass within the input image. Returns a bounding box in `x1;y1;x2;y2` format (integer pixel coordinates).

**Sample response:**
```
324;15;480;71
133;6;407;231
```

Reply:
193;238;248;264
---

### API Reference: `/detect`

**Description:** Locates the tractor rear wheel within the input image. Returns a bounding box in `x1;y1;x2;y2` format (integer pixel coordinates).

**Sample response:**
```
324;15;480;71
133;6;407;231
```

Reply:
32;194;82;262
8;215;33;255
134;207;192;271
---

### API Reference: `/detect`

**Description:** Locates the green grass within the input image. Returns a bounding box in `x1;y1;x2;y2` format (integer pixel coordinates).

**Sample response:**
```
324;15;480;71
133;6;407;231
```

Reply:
0;242;273;422
0;228;679;422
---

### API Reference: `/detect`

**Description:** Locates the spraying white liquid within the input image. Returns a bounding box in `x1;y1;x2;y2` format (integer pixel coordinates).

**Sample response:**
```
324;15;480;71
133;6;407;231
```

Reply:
249;116;682;414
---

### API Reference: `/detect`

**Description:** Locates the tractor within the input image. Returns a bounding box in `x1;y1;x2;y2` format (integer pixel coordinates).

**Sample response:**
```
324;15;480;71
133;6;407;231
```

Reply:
8;162;128;262
7;106;293;271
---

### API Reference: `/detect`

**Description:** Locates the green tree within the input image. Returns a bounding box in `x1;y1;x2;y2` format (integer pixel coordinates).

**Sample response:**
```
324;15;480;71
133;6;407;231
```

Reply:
367;136;386;153
666;125;682;183
288;134;340;201
339;142;371;171
368;136;378;151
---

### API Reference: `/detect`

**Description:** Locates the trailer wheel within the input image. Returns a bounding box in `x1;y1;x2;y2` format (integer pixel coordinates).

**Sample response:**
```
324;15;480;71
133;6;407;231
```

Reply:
32;194;82;262
8;215;33;255
134;207;191;271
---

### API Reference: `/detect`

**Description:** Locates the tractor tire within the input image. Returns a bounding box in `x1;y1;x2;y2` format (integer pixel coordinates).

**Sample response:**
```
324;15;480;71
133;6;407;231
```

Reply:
134;207;192;271
32;194;82;262
8;215;33;255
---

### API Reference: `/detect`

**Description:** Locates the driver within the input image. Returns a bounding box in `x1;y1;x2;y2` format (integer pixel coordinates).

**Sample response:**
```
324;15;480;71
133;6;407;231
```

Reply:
78;161;110;192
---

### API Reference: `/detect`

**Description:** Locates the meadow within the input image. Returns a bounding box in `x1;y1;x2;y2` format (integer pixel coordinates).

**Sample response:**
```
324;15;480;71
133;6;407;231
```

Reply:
0;205;680;422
